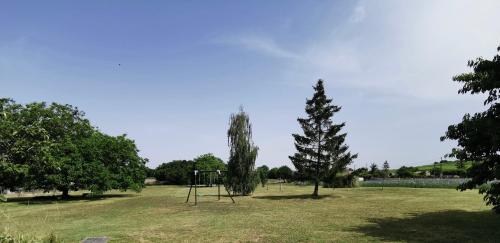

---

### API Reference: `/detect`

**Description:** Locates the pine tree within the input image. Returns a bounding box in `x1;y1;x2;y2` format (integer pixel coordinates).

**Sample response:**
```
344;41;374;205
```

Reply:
383;161;390;178
227;107;259;195
290;80;357;197
369;163;379;176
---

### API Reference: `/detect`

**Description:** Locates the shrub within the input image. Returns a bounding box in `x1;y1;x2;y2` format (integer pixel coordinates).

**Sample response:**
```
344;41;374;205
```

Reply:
323;174;359;188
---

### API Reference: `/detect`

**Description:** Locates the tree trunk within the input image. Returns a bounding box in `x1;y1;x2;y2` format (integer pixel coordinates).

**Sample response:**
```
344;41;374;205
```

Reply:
61;188;70;199
313;179;319;197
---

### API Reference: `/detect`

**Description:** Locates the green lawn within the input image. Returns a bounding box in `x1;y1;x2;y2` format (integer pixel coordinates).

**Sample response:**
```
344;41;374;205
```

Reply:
2;185;499;242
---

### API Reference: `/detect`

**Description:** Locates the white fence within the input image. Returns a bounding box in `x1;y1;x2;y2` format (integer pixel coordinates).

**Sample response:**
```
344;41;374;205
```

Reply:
361;178;469;188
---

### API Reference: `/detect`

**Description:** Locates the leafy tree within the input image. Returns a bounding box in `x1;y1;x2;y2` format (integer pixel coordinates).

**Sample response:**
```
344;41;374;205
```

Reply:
226;107;259;195
0;99;147;198
441;44;500;213
383;161;390;178
352;167;369;178
192;153;226;186
431;167;443;177
268;167;279;179
396;166;415;178
277;165;293;181
257;165;269;187
292;170;309;182
193;153;226;171
456;159;466;170
155;160;194;184
77;132;147;194
290;80;357;197
145;166;156;178
0;99;30;192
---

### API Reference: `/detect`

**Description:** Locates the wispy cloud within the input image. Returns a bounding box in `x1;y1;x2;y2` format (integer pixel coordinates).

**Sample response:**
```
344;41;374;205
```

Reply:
212;35;299;59
212;0;500;101
349;3;366;23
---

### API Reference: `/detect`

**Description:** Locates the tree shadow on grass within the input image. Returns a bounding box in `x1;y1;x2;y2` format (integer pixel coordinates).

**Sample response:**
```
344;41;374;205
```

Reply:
4;194;136;205
252;194;337;200
352;210;500;242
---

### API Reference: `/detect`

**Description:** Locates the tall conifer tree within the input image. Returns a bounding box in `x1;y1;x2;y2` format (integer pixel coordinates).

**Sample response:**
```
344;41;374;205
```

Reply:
290;80;357;197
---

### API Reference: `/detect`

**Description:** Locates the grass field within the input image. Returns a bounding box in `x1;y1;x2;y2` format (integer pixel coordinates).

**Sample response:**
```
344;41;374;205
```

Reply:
415;161;472;172
2;185;499;242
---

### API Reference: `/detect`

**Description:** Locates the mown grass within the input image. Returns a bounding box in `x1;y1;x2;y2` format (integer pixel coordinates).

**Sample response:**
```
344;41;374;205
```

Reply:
1;185;499;242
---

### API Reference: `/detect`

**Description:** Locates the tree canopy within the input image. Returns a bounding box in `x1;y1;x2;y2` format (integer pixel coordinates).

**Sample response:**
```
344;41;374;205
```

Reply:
441;44;500;213
226;107;259;195
289;80;357;197
0;99;146;198
257;165;269;187
193;153;226;171
277;166;293;181
154;160;194;185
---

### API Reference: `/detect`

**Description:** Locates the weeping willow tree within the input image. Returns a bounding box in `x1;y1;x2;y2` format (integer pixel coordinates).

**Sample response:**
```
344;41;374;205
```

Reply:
226;107;259;196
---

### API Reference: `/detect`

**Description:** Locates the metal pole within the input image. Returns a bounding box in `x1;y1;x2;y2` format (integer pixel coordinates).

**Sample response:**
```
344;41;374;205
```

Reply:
225;185;235;203
194;170;198;205
186;185;192;203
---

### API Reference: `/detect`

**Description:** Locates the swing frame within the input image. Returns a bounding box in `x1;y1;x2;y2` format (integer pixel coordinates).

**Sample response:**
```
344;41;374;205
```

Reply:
185;169;235;205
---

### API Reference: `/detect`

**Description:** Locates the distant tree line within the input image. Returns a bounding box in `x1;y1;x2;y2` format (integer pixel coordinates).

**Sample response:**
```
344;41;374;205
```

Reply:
152;153;226;185
352;160;470;180
0;99;147;198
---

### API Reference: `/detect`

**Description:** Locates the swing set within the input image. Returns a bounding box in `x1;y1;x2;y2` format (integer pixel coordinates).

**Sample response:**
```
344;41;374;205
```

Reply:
185;169;235;205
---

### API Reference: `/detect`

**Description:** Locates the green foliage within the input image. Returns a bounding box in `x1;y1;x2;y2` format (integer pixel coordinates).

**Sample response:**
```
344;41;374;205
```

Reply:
396;166;417;178
415;160;472;172
145;167;156;178
257;165;269;187
268;167;279;179
352;167;369;178
367;163;384;178
383;161;390;178
193;153;226;171
0;99;147;197
430;166;443;177
289;80;357;197
441;44;500;213
277;166;293;181
369;163;378;175
154;160;194;185
323;174;358;188
226;107;259;195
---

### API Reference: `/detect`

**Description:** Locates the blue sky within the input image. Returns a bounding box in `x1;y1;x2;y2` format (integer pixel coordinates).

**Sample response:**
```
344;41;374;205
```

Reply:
1;1;499;169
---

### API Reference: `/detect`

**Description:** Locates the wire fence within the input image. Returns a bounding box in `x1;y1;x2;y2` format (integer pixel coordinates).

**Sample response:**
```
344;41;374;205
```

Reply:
360;178;470;188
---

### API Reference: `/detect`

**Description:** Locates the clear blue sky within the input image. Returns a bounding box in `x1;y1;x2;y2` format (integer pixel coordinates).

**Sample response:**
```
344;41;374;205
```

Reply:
1;1;499;169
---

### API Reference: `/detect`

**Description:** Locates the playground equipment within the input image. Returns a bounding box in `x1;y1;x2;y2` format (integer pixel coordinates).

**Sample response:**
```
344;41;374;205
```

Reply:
185;169;235;205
